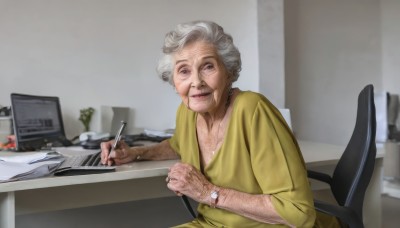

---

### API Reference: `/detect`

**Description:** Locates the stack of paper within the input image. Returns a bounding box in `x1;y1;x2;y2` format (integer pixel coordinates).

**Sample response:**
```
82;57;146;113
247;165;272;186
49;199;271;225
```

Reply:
0;151;63;182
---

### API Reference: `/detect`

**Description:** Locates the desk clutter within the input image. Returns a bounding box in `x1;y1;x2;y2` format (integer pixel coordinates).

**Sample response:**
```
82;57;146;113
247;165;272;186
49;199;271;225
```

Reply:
0;149;118;182
0;130;172;182
124;133;171;144
79;131;172;150
0;151;62;182
0;92;174;183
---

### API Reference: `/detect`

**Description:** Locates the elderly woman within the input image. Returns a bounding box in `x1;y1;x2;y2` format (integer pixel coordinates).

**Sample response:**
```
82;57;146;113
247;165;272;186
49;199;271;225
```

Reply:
101;21;317;227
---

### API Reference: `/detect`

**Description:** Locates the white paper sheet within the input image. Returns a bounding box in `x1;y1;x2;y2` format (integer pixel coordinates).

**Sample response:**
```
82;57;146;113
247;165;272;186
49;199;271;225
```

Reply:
0;160;61;182
0;151;62;164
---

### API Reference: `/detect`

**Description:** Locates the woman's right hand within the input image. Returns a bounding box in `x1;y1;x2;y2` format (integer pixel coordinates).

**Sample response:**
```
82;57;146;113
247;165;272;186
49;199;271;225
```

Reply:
100;140;136;166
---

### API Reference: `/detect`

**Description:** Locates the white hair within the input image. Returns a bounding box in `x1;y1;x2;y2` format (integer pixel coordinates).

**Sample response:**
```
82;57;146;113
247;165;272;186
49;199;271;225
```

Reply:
156;20;242;85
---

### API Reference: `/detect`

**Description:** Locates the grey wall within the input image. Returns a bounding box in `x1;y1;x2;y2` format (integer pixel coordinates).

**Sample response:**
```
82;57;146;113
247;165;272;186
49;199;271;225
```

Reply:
285;0;383;145
382;0;400;98
0;0;273;138
258;0;285;108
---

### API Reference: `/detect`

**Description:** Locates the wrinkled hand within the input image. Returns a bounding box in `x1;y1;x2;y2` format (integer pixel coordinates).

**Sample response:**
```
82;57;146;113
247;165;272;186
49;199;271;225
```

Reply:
166;162;213;204
100;140;134;166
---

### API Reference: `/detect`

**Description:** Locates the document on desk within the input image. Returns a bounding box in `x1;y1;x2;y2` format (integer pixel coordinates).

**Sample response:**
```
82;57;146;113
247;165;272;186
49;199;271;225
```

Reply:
0;152;63;182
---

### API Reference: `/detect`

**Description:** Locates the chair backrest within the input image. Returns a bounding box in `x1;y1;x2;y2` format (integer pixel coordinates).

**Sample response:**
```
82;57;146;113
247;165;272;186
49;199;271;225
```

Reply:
330;84;377;220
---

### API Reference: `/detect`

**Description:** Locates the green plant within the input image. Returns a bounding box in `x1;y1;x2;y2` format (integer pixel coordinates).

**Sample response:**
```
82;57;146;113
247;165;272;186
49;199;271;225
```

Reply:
79;107;94;132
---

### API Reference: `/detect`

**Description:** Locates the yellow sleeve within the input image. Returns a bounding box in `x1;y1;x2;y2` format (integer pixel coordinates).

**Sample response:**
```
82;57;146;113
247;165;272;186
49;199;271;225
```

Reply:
249;96;316;227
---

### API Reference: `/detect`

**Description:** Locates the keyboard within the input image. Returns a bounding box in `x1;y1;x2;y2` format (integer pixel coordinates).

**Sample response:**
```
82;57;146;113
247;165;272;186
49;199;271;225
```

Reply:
58;151;103;169
55;151;115;176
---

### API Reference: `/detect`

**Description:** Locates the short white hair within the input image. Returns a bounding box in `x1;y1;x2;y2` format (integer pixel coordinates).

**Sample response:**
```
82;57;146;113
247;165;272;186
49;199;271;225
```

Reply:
156;20;242;85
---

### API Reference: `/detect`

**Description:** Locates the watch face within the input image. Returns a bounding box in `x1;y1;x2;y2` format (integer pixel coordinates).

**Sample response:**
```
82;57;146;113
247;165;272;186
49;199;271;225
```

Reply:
211;191;218;199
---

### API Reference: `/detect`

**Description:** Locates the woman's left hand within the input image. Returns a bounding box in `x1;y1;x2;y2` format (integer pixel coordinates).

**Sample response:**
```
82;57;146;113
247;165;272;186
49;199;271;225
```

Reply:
166;162;214;204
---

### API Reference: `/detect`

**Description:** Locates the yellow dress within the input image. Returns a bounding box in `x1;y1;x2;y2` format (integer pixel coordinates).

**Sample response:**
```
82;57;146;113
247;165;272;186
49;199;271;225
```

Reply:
168;91;316;227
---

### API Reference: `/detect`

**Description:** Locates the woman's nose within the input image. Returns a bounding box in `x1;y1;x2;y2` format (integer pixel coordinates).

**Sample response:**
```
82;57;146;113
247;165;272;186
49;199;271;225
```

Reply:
191;71;203;87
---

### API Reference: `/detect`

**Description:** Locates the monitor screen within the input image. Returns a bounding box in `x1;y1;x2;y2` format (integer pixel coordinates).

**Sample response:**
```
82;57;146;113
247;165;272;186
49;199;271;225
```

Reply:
11;93;69;151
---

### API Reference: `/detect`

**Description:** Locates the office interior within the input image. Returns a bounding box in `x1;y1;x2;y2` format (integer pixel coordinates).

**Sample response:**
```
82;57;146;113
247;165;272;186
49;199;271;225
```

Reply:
1;0;400;227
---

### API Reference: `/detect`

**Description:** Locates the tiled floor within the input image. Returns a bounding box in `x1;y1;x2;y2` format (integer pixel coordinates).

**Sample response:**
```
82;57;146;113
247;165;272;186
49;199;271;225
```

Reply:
382;194;400;228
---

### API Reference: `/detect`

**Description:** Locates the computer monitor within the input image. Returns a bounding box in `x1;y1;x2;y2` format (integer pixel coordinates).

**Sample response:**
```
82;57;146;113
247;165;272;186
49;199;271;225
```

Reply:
11;93;72;151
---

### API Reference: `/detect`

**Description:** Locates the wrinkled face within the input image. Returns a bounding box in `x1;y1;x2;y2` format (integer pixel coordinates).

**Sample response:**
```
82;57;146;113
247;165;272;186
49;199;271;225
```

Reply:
173;41;230;114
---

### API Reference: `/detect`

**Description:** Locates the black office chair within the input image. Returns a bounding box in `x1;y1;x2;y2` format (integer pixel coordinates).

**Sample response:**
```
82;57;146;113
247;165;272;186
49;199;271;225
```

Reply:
308;84;376;228
181;195;197;218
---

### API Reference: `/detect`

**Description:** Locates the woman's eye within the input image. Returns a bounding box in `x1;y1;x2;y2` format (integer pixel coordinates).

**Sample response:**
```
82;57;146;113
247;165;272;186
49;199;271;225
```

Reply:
178;68;190;75
202;63;215;74
205;63;214;70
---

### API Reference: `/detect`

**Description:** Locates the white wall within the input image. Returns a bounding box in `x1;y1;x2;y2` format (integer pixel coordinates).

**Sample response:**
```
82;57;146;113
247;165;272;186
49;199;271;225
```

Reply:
0;0;262;138
258;0;285;108
285;0;383;145
382;0;400;98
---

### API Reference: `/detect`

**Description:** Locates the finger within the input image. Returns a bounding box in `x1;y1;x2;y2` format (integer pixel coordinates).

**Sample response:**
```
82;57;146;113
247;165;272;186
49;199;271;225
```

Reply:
104;148;117;166
175;191;182;196
105;155;114;166
101;154;106;165
166;179;184;197
107;156;114;166
100;142;111;164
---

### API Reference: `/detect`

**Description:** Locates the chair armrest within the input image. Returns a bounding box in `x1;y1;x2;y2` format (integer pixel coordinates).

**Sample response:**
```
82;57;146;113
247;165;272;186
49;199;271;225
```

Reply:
314;199;364;228
307;170;333;185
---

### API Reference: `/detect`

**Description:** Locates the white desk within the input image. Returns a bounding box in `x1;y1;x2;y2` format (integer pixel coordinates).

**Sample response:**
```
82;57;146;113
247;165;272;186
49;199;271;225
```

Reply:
0;141;384;228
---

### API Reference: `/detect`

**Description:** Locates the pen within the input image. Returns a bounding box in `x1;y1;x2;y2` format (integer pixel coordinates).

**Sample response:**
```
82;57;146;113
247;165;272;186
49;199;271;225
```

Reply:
108;121;127;159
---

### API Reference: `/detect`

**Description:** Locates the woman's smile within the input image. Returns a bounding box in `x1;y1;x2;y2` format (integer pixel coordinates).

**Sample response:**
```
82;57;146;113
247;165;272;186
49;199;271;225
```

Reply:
191;92;212;99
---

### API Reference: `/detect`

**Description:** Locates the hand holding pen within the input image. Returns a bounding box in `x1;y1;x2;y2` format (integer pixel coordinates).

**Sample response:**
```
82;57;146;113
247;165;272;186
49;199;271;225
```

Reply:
101;121;127;165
